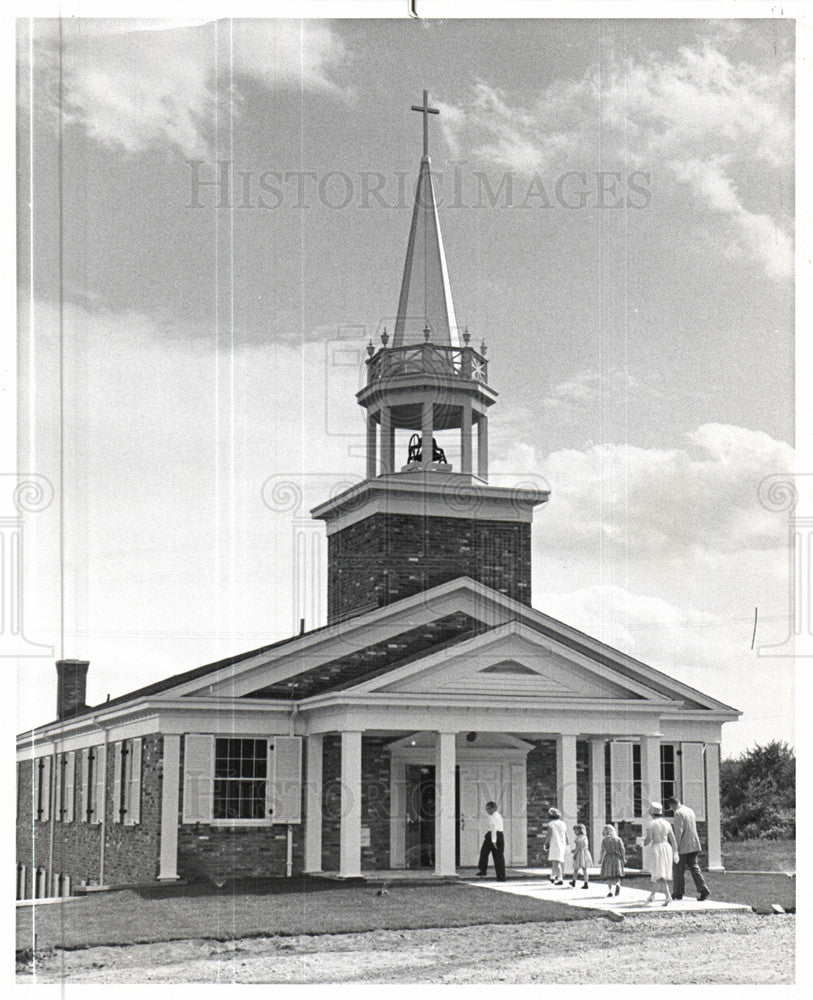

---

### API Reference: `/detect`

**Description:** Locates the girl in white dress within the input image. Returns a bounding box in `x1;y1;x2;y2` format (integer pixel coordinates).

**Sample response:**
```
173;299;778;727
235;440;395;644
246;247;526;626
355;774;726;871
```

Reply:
545;807;568;885
644;801;679;906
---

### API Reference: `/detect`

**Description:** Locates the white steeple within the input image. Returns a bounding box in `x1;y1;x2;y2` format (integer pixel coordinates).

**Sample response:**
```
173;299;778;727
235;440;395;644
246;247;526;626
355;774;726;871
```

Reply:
392;91;460;348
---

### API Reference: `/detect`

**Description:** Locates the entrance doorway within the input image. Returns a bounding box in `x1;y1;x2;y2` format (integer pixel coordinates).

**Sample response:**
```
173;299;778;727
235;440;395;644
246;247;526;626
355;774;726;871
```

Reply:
405;765;436;868
458;763;504;867
388;732;531;870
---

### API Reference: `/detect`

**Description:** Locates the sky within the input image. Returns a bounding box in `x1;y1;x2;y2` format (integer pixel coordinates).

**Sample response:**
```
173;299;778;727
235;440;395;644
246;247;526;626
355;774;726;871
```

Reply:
15;16;796;755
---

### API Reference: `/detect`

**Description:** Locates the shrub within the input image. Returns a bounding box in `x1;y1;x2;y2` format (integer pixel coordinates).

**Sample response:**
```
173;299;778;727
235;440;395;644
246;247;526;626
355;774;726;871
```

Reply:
721;740;795;840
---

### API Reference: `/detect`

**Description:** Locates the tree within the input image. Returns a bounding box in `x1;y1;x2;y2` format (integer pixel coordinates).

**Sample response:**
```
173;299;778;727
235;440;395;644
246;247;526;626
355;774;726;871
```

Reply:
720;740;795;840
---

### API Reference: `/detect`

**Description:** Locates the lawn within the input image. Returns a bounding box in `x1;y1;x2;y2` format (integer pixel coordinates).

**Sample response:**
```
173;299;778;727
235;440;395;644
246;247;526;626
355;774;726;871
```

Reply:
722;838;794;872
17;878;591;953
624;870;795;913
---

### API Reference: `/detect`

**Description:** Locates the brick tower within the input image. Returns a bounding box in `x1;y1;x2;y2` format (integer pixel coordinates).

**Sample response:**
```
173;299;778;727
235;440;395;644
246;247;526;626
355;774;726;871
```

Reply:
312;91;549;623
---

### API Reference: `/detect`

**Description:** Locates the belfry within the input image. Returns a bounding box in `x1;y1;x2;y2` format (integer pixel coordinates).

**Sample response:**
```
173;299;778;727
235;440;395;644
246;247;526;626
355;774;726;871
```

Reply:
313;91;548;622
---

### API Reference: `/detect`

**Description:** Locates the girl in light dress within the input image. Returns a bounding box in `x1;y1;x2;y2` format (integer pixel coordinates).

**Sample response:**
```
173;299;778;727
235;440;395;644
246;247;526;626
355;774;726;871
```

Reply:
545;807;568;885
599;823;626;897
569;823;593;889
644;801;679;906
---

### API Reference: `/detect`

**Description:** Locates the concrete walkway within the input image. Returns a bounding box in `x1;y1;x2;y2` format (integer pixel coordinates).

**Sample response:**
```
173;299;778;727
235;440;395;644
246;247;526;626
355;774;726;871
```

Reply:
467;874;751;916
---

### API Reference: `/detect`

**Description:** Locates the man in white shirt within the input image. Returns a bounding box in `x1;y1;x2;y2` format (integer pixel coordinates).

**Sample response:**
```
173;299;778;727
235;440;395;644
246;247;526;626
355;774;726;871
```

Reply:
476;801;507;881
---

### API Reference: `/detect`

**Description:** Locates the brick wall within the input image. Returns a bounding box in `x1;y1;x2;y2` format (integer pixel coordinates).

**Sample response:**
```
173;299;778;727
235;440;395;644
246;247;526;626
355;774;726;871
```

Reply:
16;735;163;894
321;734;393;872
525;740;557;865
327;513;532;621
103;735;163;884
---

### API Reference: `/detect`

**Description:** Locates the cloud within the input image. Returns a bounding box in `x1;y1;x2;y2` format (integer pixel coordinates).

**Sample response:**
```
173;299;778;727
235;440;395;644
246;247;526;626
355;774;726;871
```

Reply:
490;420;792;570
539;422;792;556
536;582;793;751
35;19;348;159
442;35;793;281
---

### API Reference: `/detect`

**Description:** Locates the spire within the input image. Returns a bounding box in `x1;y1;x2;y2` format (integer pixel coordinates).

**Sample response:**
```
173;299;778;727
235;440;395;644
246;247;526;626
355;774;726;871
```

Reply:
393;92;460;348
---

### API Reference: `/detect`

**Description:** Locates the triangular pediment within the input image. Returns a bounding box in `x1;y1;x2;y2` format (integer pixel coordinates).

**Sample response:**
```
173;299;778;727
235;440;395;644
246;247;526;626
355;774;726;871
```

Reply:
348;622;667;702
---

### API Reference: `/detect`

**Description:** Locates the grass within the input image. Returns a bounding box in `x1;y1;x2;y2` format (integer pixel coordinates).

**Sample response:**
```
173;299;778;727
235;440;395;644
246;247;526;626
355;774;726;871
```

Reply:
722;838;795;872
17;878;591;953
625;870;795;913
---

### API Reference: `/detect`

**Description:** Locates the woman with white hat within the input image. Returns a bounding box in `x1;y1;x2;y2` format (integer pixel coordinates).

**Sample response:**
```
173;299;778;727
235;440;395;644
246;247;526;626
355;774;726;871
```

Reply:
644;801;679;906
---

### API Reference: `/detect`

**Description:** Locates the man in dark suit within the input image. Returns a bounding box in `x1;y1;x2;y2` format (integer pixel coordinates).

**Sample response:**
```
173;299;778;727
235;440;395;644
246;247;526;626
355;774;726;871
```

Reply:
667;795;710;900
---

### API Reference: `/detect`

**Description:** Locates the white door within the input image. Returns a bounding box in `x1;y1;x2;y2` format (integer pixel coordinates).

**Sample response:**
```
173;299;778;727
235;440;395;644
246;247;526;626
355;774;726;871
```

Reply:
458;764;503;866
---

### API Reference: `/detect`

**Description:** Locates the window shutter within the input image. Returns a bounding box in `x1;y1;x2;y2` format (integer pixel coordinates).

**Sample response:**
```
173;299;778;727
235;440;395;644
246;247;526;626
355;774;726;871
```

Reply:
80;749;90;822
64;751;76;822
610;741;635;821
94;745;106;824
680;743;706;821
39;755;52;822
126;738;143;825
112;742;123;823
183;735;214;823
271;736;302;824
54;753;64;821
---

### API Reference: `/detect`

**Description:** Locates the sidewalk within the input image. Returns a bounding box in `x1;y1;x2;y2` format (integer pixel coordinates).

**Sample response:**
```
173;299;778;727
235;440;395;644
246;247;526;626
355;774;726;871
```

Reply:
467;875;751;916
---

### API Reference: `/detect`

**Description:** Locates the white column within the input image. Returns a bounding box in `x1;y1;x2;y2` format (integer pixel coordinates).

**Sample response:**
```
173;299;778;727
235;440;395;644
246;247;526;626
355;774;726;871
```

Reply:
339;731;362;878
556;734;578;873
158;735;181;881
705;743;724;871
460;399;473;475
304;735;323;873
435;732;457;876
421;399;434;468
639;735;662;873
589;738;606;859
366;413;377;480
477;415;489;481
380;408;394;475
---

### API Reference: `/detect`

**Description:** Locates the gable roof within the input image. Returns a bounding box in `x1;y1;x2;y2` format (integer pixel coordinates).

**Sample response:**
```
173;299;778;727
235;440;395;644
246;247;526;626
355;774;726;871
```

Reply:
22;576;740;738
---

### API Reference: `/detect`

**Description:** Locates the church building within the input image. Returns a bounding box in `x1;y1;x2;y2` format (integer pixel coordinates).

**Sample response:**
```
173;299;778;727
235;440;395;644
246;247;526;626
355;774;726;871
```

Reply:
16;93;739;898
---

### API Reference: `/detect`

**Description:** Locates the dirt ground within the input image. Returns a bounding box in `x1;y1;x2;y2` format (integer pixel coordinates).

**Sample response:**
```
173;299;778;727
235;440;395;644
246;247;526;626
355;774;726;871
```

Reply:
19;911;794;985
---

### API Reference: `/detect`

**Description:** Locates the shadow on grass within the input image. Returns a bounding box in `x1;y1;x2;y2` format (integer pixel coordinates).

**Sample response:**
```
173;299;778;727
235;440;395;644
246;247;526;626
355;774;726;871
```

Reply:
128;875;344;900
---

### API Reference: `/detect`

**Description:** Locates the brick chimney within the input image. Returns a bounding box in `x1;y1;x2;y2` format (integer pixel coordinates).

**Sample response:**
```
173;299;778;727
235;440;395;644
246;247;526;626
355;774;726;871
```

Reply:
56;659;89;720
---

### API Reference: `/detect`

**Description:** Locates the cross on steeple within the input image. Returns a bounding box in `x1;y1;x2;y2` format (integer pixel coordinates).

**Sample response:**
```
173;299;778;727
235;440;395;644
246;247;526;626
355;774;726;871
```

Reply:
411;89;439;158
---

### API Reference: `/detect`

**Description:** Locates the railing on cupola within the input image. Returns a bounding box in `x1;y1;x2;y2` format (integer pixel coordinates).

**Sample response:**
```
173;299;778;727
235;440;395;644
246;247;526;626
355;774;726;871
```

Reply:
365;327;488;385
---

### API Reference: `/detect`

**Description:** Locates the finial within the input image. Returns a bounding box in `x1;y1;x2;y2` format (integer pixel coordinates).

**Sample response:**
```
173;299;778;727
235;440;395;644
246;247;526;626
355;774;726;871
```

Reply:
423;323;431;342
367;339;375;357
480;339;487;356
380;326;389;347
462;326;471;346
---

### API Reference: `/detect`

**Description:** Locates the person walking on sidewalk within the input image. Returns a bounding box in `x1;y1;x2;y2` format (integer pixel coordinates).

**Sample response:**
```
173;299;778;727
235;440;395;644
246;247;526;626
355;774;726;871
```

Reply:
599;823;626;898
476;801;506;881
569;823;593;889
644;801;679;906
667;795;710;901
545;808;568;885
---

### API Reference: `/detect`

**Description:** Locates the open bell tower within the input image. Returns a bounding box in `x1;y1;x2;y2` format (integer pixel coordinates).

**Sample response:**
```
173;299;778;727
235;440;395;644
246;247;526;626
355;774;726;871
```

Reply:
312;91;549;622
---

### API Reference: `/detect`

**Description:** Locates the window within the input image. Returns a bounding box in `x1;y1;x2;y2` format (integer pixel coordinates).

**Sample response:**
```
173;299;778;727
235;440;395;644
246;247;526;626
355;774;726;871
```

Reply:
183;734;303;825
55;752;76;822
660;744;677;805
632;743;642;818
113;739;142;825
214;738;268;820
35;756;52;822
81;746;106;823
